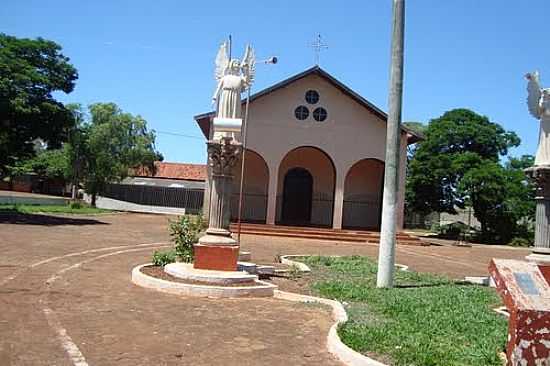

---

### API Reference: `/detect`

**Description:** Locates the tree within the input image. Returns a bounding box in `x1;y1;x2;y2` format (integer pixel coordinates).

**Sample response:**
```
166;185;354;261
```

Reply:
458;156;535;243
64;104;88;199
406;109;532;243
9;148;68;180
407;109;520;214
0;33;78;174
82;103;160;206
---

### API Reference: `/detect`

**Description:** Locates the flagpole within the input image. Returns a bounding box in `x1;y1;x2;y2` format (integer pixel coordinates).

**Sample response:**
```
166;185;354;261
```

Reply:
377;0;405;288
237;87;251;245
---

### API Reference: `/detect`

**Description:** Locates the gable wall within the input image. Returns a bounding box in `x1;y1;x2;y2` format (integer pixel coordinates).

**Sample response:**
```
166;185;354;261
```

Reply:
245;74;391;176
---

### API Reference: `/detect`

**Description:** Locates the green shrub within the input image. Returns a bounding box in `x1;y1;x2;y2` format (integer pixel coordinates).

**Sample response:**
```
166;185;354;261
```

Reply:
152;250;176;266
169;215;204;263
69;201;83;209
438;222;469;240
509;237;532;247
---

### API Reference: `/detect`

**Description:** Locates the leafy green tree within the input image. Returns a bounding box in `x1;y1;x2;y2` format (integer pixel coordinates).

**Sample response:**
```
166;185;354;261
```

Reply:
83;103;160;206
403;121;426;135
64;104;89;199
407;109;520;214
406;109;532;243
458;156;534;243
9;148;69;180
0;33;78;174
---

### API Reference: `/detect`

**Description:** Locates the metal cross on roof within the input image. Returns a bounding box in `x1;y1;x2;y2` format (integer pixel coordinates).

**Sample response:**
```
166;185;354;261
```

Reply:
310;34;328;66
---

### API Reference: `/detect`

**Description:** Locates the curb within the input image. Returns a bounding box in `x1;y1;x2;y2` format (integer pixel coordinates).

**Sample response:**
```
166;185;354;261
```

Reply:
132;263;277;298
274;290;387;366
276;255;407;365
279;254;312;272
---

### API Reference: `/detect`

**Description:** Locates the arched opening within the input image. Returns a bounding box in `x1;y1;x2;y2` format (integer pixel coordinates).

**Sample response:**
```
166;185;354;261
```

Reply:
231;149;269;223
343;158;384;230
276;146;336;227
282;168;313;225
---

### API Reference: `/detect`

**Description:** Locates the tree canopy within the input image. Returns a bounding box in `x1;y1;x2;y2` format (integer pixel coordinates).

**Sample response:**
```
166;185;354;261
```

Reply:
0;33;78;174
406;108;532;243
79;103;160;205
407;109;520;214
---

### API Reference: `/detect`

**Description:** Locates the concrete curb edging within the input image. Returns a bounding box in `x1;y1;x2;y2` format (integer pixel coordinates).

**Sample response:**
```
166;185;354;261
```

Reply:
279;254;312;272
132;264;277;298
274;290;387;366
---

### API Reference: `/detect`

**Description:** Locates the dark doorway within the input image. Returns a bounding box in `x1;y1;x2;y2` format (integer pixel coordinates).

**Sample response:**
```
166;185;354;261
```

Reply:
282;168;313;225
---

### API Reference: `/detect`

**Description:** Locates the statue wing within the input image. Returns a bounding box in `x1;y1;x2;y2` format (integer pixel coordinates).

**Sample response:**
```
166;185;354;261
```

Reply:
215;41;229;81
527;71;542;119
241;44;255;88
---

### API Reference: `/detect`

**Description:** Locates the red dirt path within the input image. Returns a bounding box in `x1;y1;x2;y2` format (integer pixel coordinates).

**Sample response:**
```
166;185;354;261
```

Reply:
0;212;529;365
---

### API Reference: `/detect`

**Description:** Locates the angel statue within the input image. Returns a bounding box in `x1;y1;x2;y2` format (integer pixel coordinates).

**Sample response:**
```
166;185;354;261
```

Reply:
212;41;255;120
526;71;550;166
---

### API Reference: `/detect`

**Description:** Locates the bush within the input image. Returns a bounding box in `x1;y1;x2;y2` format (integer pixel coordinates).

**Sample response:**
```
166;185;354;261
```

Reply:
508;237;532;247
69;201;83;209
152;250;176;266
438;222;469;240
169;215;204;263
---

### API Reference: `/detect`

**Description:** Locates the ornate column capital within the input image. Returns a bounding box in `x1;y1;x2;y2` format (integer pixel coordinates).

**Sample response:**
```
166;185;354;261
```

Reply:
206;137;242;176
525;166;550;198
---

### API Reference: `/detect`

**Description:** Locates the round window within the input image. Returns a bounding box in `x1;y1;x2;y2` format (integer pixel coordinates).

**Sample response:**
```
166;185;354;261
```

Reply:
313;107;328;122
305;90;320;104
294;106;309;120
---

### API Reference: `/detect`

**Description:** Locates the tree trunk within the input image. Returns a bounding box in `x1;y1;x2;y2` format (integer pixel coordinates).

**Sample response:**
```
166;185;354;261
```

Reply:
91;193;97;207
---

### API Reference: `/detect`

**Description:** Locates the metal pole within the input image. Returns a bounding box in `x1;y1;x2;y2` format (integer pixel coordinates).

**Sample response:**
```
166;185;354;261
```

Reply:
228;35;232;60
377;0;405;288
237;87;251;244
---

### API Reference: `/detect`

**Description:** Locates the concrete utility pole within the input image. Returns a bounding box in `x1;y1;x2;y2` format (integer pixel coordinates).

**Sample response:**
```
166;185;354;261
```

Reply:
377;0;405;288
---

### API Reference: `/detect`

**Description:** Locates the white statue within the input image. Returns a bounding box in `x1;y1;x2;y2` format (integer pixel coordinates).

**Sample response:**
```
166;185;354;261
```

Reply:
526;71;550;166
212;41;255;120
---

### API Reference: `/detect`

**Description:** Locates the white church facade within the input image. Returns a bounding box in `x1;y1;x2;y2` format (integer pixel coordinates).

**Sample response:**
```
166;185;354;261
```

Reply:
195;66;421;230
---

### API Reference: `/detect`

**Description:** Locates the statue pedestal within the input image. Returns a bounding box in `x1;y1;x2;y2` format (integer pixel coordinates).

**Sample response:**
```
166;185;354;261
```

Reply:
525;166;550;282
194;229;239;271
193;137;242;272
489;259;550;365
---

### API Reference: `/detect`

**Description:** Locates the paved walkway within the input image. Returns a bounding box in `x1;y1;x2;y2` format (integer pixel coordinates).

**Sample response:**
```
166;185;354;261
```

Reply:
0;213;338;366
0;212;529;365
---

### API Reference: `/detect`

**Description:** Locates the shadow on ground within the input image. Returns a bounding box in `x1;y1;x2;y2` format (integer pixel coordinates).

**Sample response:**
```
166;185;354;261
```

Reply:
0;211;109;226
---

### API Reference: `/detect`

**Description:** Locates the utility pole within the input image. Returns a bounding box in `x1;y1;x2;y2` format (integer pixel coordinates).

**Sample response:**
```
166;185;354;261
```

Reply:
377;0;405;288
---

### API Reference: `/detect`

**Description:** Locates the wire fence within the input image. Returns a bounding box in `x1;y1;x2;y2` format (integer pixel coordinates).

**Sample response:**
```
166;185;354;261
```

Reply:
103;184;204;214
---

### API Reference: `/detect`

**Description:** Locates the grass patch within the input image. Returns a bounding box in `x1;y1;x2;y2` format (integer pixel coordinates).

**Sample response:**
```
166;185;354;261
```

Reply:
302;255;507;366
0;203;112;215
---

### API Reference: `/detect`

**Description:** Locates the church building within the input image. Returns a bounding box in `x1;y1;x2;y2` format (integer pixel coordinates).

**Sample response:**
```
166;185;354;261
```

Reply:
194;66;422;230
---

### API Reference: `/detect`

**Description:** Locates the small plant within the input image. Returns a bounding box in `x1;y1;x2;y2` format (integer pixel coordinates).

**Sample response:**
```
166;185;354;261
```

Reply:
69;201;82;209
169;215;204;263
286;263;302;280
152;250;176;266
509;237;532;247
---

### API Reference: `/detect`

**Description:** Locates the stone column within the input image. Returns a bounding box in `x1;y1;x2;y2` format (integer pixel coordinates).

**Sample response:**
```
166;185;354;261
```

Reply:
194;137;242;271
525;166;550;279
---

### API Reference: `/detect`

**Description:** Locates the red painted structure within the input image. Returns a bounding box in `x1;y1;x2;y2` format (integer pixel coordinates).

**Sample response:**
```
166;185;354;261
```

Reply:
193;244;239;271
489;259;550;365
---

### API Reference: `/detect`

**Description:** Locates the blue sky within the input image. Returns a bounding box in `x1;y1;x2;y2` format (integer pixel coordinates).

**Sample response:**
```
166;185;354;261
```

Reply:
3;1;550;163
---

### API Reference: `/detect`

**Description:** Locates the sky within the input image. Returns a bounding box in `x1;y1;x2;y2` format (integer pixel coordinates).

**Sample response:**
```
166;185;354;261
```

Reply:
3;1;550;164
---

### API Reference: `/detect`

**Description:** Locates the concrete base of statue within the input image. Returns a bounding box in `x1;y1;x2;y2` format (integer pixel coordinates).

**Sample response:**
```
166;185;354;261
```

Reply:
525;166;550;281
193;228;239;271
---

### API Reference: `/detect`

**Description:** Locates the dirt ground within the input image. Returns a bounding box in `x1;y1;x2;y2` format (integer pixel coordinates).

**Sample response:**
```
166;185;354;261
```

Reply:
0;212;529;365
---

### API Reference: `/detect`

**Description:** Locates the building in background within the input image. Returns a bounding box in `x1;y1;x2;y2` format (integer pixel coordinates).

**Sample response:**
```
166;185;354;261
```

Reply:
195;66;422;230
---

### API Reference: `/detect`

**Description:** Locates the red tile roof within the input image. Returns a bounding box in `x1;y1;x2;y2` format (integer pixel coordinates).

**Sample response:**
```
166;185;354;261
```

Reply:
134;162;207;181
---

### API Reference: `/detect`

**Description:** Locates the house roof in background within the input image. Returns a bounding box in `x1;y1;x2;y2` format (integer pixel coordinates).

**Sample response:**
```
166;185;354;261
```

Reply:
133;162;206;181
194;66;424;144
122;177;205;189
